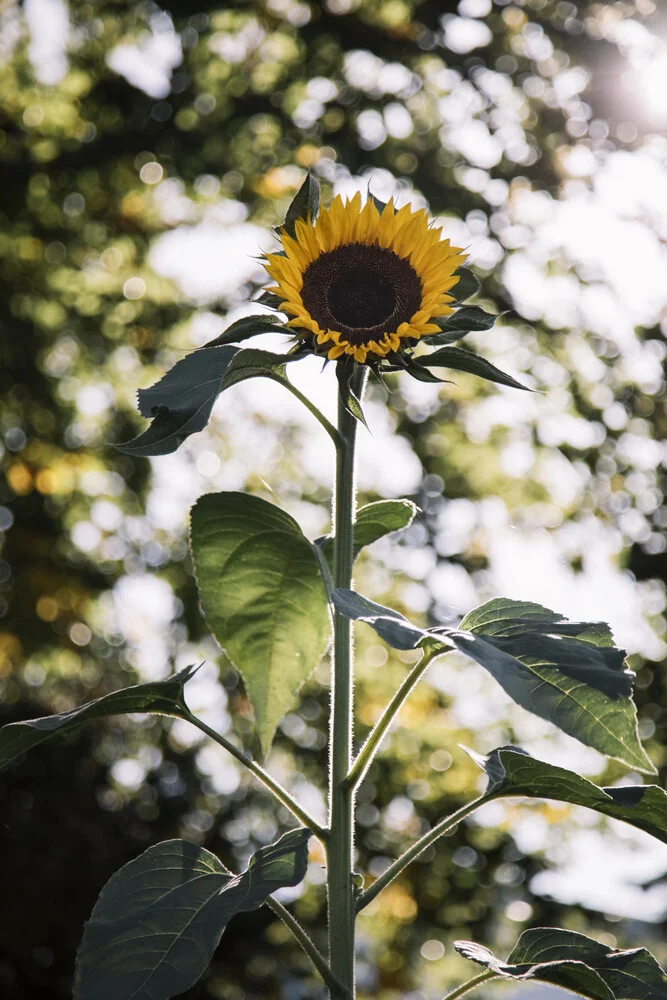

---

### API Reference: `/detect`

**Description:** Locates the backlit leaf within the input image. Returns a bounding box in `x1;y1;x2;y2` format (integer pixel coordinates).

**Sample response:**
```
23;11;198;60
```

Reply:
74;829;309;1000
190;492;331;756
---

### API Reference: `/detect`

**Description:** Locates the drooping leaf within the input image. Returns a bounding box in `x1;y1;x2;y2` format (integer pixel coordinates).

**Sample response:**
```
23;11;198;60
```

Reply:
390;350;451;384
331;588;447;652
190;493;331;756
466;745;667;845
452;266;480;302
282;172;320;237
336;356;370;430
0;665;198;770
317;499;417;568
416;346;531;391
74;828;310;1000
451;597;653;773
205;314;288;348
456;928;667;1000
116;347;239;456
256;289;284;309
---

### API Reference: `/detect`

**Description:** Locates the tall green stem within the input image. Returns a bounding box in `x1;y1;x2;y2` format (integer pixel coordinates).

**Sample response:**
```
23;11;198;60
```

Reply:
327;369;365;999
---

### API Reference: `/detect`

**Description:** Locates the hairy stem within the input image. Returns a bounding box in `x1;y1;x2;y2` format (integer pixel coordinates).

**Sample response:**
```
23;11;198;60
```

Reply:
356;796;484;912
347;644;448;790
266;898;343;994
183;711;327;841
442;971;499;1000
327;370;365;999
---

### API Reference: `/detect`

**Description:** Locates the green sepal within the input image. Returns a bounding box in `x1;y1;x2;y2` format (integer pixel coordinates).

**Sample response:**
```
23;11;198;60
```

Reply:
282;172;320;237
190;492;331;757
427;305;501;345
466;745;667;845
455;928;667;1000
205;313;288;348
74;828;310;1000
452;266;480;302
416;346;531;391
0;665;199;770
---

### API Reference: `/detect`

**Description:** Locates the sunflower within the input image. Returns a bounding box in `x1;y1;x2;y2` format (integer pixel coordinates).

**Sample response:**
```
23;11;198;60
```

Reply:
263;192;467;365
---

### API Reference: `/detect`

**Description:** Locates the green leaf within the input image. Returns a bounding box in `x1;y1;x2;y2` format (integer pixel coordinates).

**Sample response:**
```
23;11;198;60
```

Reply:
256;289;284;309
205;314;288;348
220;347;305;394
282;172;320;237
0;665;198;770
428;305;501;345
452;266;480;302
190;492;331;756
74;828;310;1000
318;499;417;566
331;587;446;652
416;346;531;391
391;351;451;384
452;598;654;773
116;346;239;456
467;745;667;845
456;928;667;1000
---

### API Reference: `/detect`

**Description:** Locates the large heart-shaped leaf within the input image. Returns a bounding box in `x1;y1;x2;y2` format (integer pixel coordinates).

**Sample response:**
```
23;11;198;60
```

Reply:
117;346;239;456
456;928;667;1000
0;665;198;770
451;598;653;773
190;492;331;756
74;828;310;1000
466;745;667;845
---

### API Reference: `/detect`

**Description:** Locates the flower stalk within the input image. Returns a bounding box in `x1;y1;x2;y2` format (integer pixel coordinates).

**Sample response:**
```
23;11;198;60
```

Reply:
327;367;367;998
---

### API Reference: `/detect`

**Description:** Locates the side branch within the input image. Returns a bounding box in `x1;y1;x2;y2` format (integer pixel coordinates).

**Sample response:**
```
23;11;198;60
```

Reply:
184;711;328;842
356;796;484;911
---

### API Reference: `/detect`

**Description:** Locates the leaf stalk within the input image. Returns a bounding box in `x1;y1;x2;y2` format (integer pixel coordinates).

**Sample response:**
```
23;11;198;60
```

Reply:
183;711;327;842
441;971;499;1000
266;898;344;995
356;796;484;912
346;645;445;790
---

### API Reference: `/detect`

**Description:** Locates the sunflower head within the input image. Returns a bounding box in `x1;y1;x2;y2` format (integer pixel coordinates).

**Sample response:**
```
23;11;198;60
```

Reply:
263;181;468;367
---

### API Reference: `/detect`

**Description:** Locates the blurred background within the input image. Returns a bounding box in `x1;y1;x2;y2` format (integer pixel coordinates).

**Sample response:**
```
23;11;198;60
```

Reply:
1;0;667;997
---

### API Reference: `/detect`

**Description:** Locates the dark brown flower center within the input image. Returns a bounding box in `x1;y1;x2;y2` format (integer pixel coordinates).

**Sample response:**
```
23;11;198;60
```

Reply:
300;243;422;346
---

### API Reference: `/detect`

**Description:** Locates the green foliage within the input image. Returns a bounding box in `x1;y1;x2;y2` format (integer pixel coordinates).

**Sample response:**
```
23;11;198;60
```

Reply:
456;928;667;1000
416;346;531;392
468;745;667;845
429;305;500;344
74;829;310;1000
190;492;331;757
117;347;240;456
455;599;654;773
205;314;289;348
0;665;198;769
318;499;417;567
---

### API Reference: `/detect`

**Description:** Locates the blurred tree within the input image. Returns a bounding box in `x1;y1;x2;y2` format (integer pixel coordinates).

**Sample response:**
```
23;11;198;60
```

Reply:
1;0;666;997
